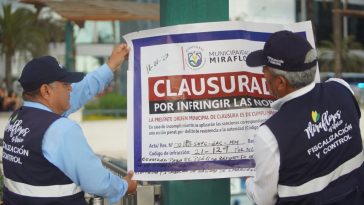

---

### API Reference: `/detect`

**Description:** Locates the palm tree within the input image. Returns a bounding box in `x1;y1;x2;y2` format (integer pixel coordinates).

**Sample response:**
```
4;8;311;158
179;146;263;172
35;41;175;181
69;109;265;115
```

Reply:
318;36;364;72
0;4;64;90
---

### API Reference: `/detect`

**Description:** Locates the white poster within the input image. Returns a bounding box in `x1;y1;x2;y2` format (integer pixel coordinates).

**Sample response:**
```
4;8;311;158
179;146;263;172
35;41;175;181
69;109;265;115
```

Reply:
124;21;316;181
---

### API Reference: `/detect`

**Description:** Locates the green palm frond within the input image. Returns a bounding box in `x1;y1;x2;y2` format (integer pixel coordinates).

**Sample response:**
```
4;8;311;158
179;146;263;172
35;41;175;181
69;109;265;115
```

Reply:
0;4;65;89
318;36;364;72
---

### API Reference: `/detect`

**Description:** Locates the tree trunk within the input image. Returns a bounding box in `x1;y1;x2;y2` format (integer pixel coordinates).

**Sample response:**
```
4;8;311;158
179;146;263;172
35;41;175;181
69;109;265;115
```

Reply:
5;53;12;91
333;0;342;77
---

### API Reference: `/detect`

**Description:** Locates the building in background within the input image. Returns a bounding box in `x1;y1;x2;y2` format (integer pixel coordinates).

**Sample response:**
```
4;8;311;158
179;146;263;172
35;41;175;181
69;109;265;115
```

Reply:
311;0;364;45
229;0;364;45
0;0;159;94
1;0;363;94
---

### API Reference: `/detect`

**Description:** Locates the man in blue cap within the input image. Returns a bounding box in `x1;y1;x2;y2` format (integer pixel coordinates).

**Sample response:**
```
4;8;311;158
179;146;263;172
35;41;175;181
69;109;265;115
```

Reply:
245;30;364;205
2;44;137;205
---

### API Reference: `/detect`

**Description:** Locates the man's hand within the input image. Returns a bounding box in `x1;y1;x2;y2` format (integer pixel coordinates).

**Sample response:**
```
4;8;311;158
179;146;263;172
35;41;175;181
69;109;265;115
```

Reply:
107;43;130;72
123;171;137;194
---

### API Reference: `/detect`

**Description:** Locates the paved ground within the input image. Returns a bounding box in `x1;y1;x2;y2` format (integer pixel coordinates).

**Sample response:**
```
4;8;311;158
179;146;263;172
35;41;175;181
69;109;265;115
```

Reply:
69;111;129;160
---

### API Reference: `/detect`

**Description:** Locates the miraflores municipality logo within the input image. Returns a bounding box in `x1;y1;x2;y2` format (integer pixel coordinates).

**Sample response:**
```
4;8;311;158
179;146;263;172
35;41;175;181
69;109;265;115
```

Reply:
304;110;343;139
185;45;205;70
5;114;30;143
311;110;320;123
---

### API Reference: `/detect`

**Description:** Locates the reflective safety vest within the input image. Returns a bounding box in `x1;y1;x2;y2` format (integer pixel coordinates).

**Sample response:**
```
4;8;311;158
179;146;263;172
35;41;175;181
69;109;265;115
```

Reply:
2;107;86;205
265;81;364;205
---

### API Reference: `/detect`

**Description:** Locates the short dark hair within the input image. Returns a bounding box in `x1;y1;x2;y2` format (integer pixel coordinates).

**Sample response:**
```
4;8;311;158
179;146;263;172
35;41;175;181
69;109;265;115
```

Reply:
22;88;41;101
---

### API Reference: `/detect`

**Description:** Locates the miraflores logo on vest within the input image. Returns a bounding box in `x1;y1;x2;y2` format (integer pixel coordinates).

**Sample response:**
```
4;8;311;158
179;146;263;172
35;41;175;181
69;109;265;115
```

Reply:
304;110;343;139
5;114;30;143
305;109;354;159
311;110;320;123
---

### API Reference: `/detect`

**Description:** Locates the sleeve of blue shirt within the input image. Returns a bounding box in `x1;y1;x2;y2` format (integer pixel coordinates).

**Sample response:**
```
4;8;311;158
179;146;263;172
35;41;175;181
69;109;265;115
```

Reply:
42;64;128;204
63;64;114;117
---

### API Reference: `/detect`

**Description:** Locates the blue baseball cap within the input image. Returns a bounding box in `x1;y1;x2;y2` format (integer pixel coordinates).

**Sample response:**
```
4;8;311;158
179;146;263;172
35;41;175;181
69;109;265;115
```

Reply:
246;30;317;72
19;56;85;92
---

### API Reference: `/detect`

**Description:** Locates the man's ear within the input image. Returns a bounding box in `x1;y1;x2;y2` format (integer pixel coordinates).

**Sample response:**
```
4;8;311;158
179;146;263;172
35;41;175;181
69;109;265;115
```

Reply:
39;84;52;99
276;76;288;97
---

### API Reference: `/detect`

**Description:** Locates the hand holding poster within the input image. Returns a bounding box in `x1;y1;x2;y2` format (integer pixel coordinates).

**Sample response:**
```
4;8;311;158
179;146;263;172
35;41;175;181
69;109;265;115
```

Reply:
124;20;316;181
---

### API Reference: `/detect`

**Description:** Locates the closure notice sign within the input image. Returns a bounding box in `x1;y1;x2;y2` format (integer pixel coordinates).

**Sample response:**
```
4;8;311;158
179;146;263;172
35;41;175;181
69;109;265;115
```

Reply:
124;20;316;180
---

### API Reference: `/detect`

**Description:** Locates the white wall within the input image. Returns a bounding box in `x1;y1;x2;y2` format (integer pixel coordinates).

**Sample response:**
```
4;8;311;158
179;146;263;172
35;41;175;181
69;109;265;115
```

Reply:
229;0;296;23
